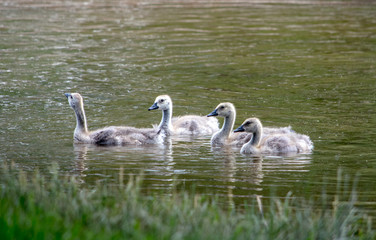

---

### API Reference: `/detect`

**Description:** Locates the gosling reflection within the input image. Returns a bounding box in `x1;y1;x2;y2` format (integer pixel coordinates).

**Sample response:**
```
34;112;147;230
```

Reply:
211;146;264;208
219;146;237;209
246;155;264;186
73;144;89;183
72;138;174;186
145;137;175;177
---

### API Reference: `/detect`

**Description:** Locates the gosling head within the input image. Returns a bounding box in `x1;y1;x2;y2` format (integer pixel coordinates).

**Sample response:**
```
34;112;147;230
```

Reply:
207;102;235;118
234;118;262;133
65;93;83;110
148;95;172;111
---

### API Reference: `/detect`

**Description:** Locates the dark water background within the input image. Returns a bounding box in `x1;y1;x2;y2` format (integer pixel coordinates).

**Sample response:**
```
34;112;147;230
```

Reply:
1;0;376;215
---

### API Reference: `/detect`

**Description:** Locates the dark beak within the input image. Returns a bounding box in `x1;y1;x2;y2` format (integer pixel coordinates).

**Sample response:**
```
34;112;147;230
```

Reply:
234;125;245;133
64;93;71;98
148;102;159;111
207;109;218;117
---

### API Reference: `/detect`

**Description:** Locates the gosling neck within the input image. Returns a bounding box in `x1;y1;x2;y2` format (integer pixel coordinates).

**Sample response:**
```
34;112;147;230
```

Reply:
159;105;173;135
74;103;89;136
212;110;236;145
249;124;263;148
222;110;236;138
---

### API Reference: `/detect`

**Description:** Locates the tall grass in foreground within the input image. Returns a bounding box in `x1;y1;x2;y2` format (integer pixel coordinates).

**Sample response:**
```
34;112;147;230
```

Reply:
0;163;374;240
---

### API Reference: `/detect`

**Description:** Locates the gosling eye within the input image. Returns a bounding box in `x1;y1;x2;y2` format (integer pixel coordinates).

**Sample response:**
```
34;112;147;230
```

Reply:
70;96;73;99
160;99;165;103
219;106;225;110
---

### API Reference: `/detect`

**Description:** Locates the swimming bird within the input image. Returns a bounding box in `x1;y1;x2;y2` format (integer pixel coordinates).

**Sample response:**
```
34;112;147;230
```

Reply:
207;102;252;146
234;117;313;154
207;102;294;147
148;95;219;136
65;93;164;145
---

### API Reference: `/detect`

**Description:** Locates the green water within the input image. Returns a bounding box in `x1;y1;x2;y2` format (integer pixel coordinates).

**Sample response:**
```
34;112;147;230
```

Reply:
1;0;376;214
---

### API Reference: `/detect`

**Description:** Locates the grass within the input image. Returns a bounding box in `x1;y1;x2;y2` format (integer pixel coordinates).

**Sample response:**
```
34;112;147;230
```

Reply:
0;163;374;240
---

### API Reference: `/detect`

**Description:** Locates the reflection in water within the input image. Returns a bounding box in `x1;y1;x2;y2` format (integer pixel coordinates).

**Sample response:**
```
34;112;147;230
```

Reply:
220;147;237;208
72;138;174;185
262;153;312;174
143;138;174;176
1;0;375;214
73;144;88;182
247;156;264;187
211;144;313;206
212;146;264;208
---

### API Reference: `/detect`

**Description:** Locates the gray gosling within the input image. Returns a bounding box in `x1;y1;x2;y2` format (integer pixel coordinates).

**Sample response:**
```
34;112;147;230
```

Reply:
65;93;164;145
207;102;252;146
207;102;294;147
234;118;313;154
148;95;219;136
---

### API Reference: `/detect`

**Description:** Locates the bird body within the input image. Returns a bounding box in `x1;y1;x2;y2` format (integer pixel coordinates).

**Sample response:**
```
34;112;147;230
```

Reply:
234;118;313;154
149;95;219;136
65;93;164;146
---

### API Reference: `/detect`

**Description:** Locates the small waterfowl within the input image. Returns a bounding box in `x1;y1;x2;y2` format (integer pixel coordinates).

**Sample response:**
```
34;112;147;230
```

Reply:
234;117;313;154
207;102;252;146
148;95;219;136
207;102;294;147
65;93;164;145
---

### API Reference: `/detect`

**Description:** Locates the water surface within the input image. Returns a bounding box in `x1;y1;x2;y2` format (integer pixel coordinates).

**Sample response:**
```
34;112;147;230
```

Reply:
1;0;376;215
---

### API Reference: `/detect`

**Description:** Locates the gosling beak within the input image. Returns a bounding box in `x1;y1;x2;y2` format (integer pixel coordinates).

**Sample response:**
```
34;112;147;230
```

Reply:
148;102;159;111
234;125;245;133
207;109;218;117
64;93;71;98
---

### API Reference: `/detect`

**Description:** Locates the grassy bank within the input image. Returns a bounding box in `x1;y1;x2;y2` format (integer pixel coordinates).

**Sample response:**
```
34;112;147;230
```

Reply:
0;164;374;240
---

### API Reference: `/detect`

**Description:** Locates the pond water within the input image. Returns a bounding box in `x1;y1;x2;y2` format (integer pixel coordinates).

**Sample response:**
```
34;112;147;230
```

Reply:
1;0;376;214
